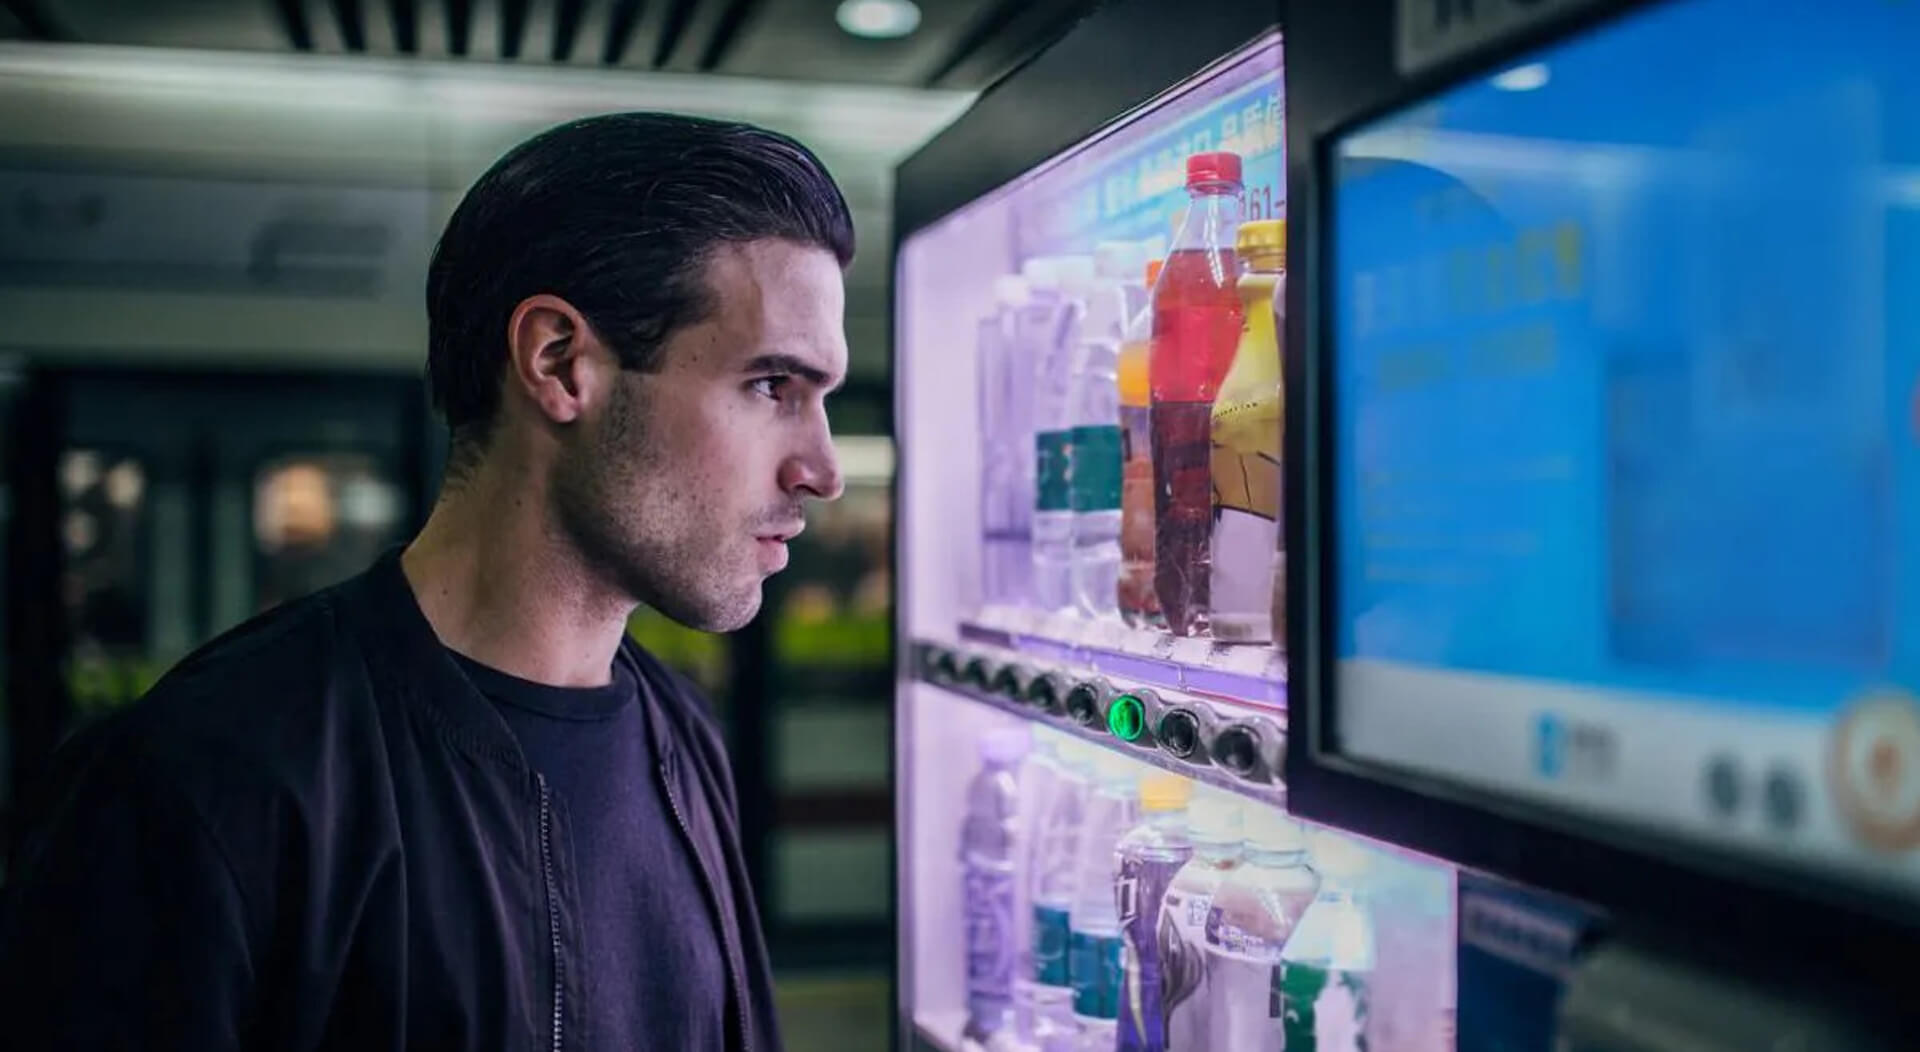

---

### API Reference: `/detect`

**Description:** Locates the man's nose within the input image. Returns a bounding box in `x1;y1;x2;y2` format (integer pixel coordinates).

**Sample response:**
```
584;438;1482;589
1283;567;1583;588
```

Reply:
781;441;844;502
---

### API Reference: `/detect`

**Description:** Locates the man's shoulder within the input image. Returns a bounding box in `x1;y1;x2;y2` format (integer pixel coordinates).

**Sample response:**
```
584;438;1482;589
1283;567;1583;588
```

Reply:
73;582;370;801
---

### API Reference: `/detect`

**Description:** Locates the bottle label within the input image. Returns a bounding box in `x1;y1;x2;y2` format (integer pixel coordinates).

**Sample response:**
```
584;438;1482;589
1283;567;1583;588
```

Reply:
1069;929;1124;1019
1205;946;1284;1050
1283;962;1371;1052
1157;886;1215;1052
1033;903;1072;986
1211;292;1282;523
964;865;1016;1023
1115;854;1186;1051
1070;424;1123;513
1036;430;1073;513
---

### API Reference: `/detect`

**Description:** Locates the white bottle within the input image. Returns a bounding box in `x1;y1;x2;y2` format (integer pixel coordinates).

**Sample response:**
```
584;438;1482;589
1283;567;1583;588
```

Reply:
962;729;1029;1042
1068;242;1140;622
1029;739;1094;1043
1068;753;1139;1049
1204;807;1320;1050
1155;789;1243;1052
1027;255;1093;615
979;275;1036;612
1281;833;1377;1052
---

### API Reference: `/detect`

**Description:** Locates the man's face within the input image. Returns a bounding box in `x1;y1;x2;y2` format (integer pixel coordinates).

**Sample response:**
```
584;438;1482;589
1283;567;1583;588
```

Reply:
551;239;848;632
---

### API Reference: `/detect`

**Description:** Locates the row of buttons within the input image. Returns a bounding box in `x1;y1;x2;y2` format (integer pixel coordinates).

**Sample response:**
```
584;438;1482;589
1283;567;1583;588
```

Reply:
919;643;1287;788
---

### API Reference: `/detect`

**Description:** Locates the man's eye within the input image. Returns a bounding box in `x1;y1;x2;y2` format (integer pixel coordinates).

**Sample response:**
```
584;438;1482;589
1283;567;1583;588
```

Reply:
750;376;791;400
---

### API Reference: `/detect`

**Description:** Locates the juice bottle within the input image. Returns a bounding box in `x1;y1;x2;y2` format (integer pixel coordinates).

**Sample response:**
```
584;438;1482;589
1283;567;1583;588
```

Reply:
1210;219;1285;644
1150;151;1245;638
1117;257;1164;630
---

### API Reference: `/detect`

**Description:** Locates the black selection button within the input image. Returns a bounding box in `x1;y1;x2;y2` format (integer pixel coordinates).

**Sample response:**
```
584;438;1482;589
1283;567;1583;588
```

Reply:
1213;725;1262;778
1026;674;1061;713
1704;754;1742;818
1065;683;1103;727
1156;709;1201;759
1764;766;1803;832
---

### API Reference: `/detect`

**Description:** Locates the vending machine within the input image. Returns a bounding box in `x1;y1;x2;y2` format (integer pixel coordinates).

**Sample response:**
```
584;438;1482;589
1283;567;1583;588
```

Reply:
891;2;1457;1049
1283;0;1920;1046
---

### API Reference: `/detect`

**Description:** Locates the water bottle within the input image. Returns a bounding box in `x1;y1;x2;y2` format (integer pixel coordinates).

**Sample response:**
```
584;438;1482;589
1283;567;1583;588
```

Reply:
1024;738;1092;1046
963;728;1029;1041
1203;807;1320;1050
979;275;1034;610
1069;242;1140;622
1027;255;1093;615
1156;789;1244;1052
1069;753;1139;1050
1282;833;1377;1052
1113;774;1194;1052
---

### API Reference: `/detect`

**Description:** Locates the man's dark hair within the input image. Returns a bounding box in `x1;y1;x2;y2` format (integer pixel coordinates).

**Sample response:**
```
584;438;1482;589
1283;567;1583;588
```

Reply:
425;111;855;470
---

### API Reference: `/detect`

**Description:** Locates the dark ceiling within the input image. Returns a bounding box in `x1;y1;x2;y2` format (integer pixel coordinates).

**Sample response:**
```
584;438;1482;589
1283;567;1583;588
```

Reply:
0;0;1098;89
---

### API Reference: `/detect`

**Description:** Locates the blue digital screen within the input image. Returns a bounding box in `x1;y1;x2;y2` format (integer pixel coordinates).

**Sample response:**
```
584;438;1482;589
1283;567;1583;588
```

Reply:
1331;0;1920;715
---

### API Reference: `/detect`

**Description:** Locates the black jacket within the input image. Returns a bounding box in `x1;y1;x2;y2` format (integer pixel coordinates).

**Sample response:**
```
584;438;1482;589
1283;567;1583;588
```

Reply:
0;552;782;1052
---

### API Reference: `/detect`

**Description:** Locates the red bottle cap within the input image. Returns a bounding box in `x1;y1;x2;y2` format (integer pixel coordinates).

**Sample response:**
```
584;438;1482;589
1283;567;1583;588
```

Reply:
1186;151;1243;188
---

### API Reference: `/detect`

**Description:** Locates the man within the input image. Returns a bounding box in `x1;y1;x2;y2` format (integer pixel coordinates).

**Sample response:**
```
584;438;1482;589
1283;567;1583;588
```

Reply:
0;112;850;1050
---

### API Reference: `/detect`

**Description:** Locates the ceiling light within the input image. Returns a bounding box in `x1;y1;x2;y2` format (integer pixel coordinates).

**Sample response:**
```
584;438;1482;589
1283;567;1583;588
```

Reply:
1491;62;1550;92
836;0;921;39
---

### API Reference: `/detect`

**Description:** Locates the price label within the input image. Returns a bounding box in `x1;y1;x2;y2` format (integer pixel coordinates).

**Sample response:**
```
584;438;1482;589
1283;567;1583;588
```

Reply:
1085;619;1132;653
1169;636;1214;667
1216;643;1276;678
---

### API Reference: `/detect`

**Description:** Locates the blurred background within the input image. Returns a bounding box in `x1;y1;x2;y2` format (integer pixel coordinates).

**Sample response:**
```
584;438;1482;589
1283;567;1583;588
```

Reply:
0;0;1098;1046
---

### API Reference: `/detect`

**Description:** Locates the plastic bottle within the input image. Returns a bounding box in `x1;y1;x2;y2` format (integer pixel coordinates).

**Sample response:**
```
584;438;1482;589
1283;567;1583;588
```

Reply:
1028;739;1094;1043
1068;753;1140;1050
1028;256;1094;615
1113;774;1194;1052
1155;789;1244;1052
963;728;1030;1041
1151;152;1246;637
1210;219;1286;644
1069;242;1140;622
979;276;1034;610
1203;806;1320;1049
1281;833;1377;1052
1117;257;1165;630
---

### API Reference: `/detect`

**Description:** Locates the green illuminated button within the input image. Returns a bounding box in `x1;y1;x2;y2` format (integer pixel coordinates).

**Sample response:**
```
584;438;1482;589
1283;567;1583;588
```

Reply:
1108;694;1147;742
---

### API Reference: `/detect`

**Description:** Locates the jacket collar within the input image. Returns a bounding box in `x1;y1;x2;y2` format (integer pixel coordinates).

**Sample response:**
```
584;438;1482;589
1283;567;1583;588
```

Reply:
337;548;681;779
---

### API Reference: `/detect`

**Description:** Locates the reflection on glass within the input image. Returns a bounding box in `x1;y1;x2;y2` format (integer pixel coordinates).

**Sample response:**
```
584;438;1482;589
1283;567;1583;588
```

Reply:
59;448;154;718
253;453;404;613
772;480;890;669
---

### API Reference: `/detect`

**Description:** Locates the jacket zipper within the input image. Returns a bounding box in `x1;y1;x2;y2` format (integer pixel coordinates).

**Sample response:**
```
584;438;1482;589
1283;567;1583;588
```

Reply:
537;774;565;1052
661;770;753;1052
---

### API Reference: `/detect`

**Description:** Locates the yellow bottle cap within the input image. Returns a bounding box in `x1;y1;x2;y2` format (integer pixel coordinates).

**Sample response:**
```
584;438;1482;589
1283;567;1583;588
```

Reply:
1237;219;1286;265
1140;773;1194;813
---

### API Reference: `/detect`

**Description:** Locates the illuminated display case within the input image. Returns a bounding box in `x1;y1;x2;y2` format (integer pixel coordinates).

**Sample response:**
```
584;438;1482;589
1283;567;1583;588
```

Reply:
891;2;1457;1048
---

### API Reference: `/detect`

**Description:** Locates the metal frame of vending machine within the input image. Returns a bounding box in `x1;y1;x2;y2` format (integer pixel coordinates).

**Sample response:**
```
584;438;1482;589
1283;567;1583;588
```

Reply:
892;1;1459;1049
1284;0;1920;1038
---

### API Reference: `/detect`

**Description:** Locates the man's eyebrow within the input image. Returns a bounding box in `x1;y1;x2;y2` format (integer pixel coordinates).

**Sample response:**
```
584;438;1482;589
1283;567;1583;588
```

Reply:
743;353;844;393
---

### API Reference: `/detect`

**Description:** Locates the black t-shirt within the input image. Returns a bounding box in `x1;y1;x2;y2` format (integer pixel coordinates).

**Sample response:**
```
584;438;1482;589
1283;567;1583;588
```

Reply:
450;650;729;1051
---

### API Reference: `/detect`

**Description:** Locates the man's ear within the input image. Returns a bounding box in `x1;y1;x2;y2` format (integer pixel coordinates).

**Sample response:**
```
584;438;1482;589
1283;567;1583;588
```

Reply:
504;294;610;426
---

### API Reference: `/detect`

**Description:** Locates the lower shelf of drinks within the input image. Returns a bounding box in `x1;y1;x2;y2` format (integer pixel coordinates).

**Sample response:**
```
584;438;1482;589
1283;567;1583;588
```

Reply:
964;605;1285;711
912;638;1289;811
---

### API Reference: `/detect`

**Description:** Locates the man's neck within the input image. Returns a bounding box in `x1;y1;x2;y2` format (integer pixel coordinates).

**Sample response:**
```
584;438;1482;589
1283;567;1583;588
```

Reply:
401;467;632;689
